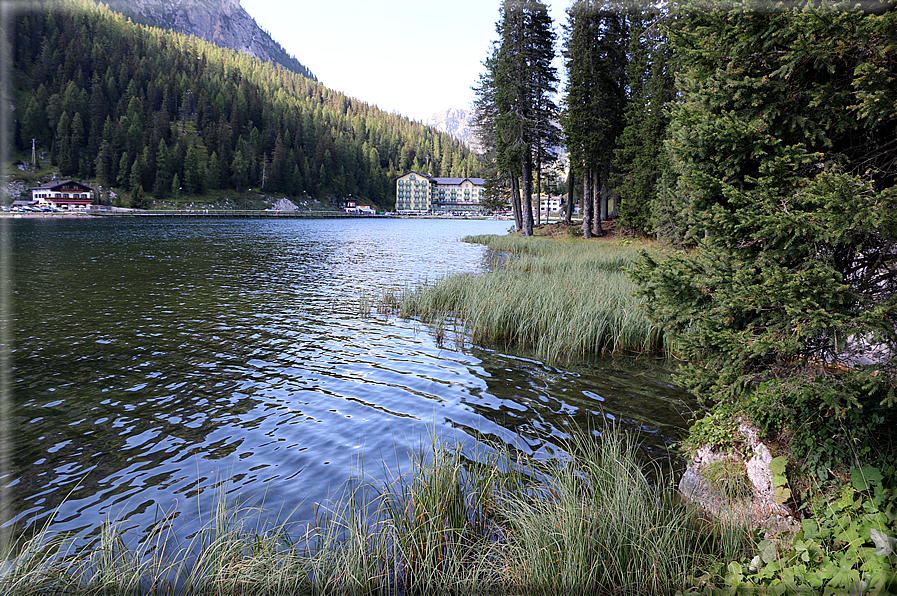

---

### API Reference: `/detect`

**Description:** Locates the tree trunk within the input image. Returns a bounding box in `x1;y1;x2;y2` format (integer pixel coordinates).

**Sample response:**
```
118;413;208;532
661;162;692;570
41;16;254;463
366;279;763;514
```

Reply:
522;145;534;236
582;168;593;239
511;176;523;232
535;139;542;227
592;171;603;236
600;178;609;222
565;169;574;224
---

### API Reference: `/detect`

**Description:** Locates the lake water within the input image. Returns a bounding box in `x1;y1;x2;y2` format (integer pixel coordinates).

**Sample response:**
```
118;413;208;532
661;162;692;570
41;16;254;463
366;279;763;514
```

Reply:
4;216;696;546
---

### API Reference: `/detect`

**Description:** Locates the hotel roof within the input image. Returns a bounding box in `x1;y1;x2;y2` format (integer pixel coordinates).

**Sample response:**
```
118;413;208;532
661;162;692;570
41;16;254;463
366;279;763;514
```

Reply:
433;177;486;185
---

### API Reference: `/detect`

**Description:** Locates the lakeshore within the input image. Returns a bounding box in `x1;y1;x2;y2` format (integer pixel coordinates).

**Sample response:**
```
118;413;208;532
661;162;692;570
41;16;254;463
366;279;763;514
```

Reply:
1;210;512;219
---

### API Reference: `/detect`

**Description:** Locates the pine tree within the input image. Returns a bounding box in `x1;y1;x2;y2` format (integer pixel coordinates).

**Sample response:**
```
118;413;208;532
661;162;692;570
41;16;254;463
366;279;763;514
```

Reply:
184;145;200;194
208;151;221;191
95;140;112;184
117;152;131;191
633;2;897;443
56;110;73;173
132;184;148;209
562;0;628;237
477;0;559;236
474;48;522;229
231;149;248;190
171;173;181;207
129;155;142;193
612;7;675;235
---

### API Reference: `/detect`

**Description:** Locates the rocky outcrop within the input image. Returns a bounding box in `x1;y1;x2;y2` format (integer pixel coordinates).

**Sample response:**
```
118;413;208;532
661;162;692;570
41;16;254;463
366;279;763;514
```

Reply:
271;198;298;212
99;0;315;80
426;109;478;149
679;420;800;537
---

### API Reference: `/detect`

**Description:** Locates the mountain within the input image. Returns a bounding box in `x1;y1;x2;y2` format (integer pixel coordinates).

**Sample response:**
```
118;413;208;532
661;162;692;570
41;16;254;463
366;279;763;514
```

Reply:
425;108;478;150
98;0;315;80
14;0;482;209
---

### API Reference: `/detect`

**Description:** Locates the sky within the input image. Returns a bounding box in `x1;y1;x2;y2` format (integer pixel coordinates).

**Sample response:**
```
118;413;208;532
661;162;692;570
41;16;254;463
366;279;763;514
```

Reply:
239;0;571;123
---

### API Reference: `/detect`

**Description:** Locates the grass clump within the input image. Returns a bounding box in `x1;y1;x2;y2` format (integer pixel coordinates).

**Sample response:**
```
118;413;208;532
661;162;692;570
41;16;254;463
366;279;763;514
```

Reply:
394;234;668;362
499;430;746;595
702;459;752;503
0;426;750;595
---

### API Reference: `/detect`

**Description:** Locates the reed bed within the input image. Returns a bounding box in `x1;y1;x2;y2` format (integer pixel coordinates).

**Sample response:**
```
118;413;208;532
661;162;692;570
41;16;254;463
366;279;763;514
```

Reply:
395;234;668;361
0;427;748;595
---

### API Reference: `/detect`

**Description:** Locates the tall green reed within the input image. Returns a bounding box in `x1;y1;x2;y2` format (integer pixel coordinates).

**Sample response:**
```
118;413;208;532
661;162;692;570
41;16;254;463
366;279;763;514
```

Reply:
0;427;748;595
393;235;668;361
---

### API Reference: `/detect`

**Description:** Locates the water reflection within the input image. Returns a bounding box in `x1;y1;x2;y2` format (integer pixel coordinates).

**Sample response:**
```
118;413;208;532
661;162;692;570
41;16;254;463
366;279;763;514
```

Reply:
7;217;696;546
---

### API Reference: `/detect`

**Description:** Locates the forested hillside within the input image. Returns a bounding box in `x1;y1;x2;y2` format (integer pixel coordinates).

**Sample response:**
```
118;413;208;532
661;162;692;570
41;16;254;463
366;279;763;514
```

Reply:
13;0;481;208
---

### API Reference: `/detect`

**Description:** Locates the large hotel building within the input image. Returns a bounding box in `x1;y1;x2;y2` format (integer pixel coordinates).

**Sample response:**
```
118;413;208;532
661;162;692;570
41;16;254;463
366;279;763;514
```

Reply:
395;171;486;214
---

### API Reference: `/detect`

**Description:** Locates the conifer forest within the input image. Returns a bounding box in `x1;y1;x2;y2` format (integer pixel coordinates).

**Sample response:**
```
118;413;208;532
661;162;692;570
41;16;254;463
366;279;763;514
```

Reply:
12;0;482;209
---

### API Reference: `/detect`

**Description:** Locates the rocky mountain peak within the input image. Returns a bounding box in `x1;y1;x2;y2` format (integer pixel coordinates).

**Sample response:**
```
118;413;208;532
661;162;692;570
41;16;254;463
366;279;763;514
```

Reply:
426;108;479;151
98;0;315;80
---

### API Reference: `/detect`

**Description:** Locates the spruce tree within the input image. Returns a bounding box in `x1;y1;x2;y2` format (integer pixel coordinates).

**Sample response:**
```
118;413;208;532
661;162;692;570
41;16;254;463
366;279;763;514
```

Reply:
633;1;897;462
184;145;200;194
153;140;170;199
474;49;523;230
562;0;628;238
612;6;674;235
481;0;558;236
95;140;112;185
117;152;130;190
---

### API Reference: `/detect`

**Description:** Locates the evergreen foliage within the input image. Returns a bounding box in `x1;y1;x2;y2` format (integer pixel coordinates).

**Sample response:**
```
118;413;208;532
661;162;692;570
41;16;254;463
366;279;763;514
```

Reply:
561;0;629;238
12;0;481;207
611;7;675;235
474;0;560;236
632;1;897;471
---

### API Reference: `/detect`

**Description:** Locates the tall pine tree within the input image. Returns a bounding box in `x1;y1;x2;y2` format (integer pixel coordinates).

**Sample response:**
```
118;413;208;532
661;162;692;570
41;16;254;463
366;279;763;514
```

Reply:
562;0;628;237
612;6;675;235
477;0;559;236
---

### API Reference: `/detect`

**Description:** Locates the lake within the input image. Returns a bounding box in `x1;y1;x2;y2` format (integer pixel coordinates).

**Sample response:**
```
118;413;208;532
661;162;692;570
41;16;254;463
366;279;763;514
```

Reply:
4;216;695;547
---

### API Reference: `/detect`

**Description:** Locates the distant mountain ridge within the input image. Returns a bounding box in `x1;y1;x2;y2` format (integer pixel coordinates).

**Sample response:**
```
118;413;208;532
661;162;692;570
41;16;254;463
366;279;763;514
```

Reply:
98;0;315;80
426;108;478;149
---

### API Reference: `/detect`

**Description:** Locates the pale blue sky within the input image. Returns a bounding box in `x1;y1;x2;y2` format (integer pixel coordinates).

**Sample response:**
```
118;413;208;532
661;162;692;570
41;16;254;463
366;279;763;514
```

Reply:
240;0;571;123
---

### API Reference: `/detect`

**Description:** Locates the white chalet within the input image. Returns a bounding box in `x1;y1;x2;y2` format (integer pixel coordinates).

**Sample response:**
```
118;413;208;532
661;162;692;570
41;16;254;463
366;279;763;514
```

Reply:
28;180;94;210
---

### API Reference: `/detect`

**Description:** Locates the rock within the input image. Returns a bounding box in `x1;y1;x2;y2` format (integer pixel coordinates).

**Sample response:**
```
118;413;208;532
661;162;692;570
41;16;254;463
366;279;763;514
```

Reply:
426;109;477;148
678;420;799;537
271;198;298;212
100;0;315;80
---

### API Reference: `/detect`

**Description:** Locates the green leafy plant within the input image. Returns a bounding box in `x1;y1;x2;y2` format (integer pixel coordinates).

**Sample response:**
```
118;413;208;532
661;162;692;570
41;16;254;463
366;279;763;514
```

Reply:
683;464;897;595
769;456;791;506
680;403;744;456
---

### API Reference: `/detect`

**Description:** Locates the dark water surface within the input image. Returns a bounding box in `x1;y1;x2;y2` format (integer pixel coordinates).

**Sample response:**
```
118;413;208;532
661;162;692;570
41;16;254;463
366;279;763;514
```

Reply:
5;217;695;544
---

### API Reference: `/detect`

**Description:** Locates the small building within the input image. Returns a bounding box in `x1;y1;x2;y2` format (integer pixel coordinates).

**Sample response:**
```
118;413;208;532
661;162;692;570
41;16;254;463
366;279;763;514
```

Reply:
395;171;486;214
344;204;376;214
28;180;94;210
539;196;564;216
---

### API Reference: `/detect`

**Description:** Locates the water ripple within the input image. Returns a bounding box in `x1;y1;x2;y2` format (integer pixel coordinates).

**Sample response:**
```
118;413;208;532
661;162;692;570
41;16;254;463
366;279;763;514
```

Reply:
7;217;696;546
